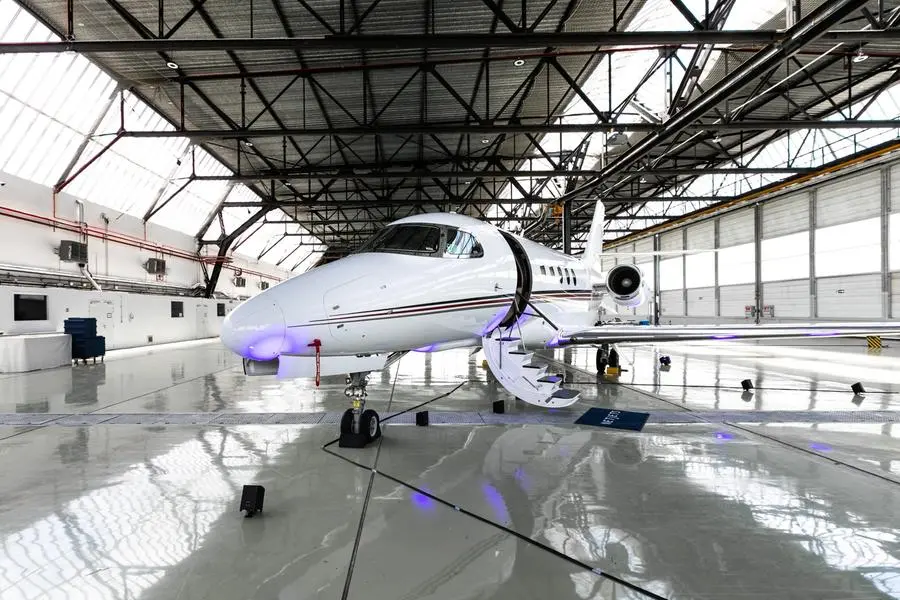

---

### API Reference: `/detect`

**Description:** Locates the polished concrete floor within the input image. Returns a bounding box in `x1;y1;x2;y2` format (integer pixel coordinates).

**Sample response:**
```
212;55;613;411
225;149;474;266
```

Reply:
1;338;899;599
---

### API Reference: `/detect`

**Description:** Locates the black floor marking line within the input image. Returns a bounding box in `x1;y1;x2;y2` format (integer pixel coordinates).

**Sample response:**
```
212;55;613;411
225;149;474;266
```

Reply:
553;356;900;488
724;422;900;488
321;444;667;600
0;365;237;442
319;375;664;600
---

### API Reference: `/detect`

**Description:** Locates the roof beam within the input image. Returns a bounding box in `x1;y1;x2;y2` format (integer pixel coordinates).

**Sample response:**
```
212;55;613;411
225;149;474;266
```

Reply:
192;167;814;182
116;120;900;140
555;0;874;204
1;30;894;53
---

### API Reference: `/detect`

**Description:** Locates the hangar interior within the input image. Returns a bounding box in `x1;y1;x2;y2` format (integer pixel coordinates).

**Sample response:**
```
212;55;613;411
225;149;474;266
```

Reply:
1;0;900;598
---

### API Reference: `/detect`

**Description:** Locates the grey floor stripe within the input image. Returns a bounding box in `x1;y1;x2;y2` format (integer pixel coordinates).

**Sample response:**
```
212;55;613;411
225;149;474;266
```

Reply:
1;409;899;427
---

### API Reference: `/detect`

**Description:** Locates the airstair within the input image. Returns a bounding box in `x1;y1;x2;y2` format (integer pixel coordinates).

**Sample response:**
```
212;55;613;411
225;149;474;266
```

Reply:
482;328;581;407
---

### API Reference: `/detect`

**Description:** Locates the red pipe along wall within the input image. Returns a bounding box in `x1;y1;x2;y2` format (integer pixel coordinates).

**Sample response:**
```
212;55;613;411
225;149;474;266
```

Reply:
0;205;282;281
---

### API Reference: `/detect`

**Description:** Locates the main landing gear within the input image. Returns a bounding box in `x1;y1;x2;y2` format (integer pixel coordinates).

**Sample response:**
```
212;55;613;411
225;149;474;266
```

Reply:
596;343;620;376
339;371;382;448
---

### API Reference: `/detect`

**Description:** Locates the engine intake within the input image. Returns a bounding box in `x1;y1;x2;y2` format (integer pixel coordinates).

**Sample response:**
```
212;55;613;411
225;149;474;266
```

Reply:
606;264;645;308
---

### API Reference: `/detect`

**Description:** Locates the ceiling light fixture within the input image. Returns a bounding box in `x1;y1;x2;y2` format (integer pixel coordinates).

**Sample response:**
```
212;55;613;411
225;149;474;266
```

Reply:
513;58;525;67
852;48;869;63
481;138;490;144
166;61;179;70
712;135;722;143
242;140;253;147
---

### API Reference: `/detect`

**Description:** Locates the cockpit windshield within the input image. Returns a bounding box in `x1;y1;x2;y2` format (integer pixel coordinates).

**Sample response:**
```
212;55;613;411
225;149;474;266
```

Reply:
355;224;483;258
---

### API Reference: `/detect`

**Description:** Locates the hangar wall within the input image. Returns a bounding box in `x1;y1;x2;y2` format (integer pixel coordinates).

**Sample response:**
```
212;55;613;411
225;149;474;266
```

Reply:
0;172;290;299
607;156;900;324
0;285;238;349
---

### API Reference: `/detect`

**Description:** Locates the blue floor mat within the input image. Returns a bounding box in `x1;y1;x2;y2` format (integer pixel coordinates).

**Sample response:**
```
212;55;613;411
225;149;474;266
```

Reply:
575;408;650;431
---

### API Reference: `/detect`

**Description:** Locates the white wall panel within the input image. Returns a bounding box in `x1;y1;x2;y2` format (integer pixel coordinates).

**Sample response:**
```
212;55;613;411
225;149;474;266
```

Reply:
816;274;882;318
761;231;810;282
815;218;880;277
601;255;616;273
762;279;810;318
0;285;237;348
762;193;809;238
719;284;755;318
659;257;683;291
660;230;683;251
717;243;755;286
660;290;684;316
718;209;754;246
890;212;900;272
686;222;714;249
614;243;634;265
892;273;900;317
634;238;653;262
816;172;880;228
685;252;715;288
687;287;715;316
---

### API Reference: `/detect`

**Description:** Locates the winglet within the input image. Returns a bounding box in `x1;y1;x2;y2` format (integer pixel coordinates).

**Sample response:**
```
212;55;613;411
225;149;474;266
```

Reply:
582;200;605;274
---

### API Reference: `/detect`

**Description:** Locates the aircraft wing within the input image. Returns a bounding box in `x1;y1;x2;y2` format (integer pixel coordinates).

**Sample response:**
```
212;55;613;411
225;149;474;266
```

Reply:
554;322;900;346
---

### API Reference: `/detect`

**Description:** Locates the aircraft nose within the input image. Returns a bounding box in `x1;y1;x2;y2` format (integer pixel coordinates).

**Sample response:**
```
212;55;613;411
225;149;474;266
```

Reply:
220;297;286;360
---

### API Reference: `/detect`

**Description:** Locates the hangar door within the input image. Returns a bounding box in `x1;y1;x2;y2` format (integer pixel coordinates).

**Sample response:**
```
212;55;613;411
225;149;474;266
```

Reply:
761;193;810;318
686;222;715;317
815;172;882;317
658;231;684;317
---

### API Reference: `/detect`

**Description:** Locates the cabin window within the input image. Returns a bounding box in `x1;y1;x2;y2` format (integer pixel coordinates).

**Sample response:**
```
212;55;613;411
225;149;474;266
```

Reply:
565;268;571;285
217;303;226;317
356;224;442;256
444;227;483;258
572;271;578;286
558;267;564;284
171;301;184;318
539;265;546;275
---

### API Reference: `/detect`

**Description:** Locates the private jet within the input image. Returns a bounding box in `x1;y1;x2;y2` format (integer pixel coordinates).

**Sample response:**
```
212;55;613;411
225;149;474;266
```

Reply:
221;202;900;446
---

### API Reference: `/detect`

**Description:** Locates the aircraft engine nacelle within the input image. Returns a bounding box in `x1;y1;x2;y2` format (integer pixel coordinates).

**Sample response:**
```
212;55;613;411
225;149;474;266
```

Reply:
606;264;646;308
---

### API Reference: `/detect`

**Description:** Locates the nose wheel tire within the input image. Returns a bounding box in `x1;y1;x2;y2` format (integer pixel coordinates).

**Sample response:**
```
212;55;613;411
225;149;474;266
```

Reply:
338;408;381;446
340;409;354;434
361;409;381;441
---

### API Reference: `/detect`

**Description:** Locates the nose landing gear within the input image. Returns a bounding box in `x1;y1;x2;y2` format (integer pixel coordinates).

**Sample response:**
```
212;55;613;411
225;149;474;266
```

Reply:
339;371;382;448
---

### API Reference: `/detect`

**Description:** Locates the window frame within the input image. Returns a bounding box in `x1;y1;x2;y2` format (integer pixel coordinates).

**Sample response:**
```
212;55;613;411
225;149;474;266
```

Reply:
171;301;184;318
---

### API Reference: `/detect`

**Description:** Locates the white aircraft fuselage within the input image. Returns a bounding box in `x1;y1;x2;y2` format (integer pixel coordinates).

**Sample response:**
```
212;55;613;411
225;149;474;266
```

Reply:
221;212;601;363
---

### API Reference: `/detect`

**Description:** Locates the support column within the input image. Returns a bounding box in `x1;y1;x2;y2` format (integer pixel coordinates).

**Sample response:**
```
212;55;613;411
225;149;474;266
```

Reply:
714;217;720;320
881;167;891;318
754;203;763;324
809;190;817;319
653;234;661;325
562;201;572;255
682;227;688;321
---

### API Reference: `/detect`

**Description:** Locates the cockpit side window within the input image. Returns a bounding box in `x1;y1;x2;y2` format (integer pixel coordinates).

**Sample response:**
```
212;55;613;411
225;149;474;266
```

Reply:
443;227;483;258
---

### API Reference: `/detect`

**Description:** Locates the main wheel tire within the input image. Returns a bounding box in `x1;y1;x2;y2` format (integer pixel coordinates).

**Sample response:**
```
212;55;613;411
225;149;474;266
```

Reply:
361;409;381;442
340;408;354;434
596;347;608;374
608;349;620;369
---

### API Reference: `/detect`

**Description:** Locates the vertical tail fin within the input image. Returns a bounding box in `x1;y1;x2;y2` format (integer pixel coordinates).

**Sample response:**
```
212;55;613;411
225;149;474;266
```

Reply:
582;200;605;274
